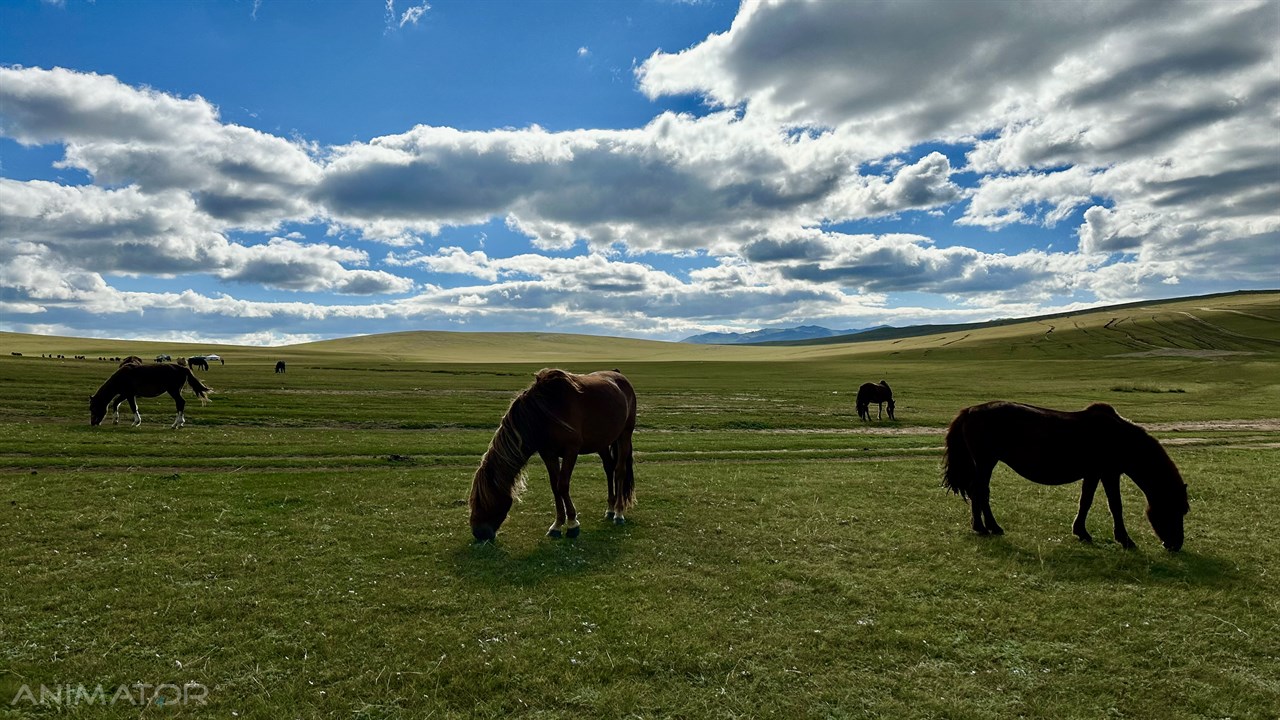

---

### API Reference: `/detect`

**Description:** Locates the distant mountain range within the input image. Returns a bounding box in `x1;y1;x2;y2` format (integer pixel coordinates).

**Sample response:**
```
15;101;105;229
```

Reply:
681;325;886;345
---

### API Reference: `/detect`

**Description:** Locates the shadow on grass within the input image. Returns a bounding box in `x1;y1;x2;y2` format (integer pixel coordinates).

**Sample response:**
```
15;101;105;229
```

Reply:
968;534;1242;587
445;521;630;588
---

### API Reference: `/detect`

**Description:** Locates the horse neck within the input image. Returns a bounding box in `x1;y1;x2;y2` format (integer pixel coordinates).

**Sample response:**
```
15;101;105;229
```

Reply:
91;374;121;403
1125;434;1179;498
480;416;534;487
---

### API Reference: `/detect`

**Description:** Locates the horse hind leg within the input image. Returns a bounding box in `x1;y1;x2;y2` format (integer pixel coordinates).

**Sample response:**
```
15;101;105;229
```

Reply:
127;398;141;427
601;446;618;522
970;461;1003;535
613;435;634;526
170;390;186;429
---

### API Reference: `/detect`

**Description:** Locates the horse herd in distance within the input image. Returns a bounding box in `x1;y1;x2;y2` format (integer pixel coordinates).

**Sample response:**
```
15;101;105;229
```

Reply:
59;354;1189;554
12;351;224;369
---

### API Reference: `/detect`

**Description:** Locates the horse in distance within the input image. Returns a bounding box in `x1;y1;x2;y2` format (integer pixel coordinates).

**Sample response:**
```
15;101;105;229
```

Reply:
90;362;213;429
941;401;1188;551
856;380;895;421
275;360;286;373
469;368;637;542
187;356;210;371
119;356;143;367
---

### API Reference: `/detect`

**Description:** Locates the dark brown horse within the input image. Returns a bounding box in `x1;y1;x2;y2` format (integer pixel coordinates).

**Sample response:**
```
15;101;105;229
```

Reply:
942;401;1188;550
187;356;210;371
469;368;637;542
856;380;895;420
90;363;213;429
119;356;143;367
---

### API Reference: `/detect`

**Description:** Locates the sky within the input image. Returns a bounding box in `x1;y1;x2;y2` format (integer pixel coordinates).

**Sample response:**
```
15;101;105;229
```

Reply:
1;0;1277;346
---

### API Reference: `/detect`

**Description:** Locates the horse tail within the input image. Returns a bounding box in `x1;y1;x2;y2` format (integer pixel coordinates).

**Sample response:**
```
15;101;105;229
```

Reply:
184;367;214;405
614;372;638;511
941;408;973;499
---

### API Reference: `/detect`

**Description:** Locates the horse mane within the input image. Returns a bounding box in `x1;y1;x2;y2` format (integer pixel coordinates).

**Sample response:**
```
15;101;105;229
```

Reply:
470;407;531;513
469;370;581;514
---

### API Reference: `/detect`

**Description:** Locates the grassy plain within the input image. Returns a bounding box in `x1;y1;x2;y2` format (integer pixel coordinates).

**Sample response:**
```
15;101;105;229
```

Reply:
0;292;1278;718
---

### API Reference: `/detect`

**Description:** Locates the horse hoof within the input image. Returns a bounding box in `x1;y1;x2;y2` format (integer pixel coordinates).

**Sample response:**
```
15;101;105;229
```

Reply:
613;516;625;526
989;526;1004;536
547;529;563;539
604;511;615;521
566;526;580;539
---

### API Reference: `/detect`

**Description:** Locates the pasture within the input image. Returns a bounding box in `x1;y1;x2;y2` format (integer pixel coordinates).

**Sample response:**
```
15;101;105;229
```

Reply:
1;292;1278;718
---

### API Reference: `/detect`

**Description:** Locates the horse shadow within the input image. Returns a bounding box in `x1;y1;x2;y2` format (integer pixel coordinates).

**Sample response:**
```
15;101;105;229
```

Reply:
968;534;1240;587
444;522;629;588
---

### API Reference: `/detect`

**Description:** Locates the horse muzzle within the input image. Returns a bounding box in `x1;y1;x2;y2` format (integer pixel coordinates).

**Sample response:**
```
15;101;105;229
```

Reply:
471;524;496;543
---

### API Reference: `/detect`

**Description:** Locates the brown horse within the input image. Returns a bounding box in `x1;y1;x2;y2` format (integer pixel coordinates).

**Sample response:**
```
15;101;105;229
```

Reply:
90;363;213;429
119;356;143;367
856;380;895;420
942;401;1188;550
469;368;637;542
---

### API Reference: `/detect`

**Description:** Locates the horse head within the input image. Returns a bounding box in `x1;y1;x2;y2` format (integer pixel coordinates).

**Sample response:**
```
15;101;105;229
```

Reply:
1146;484;1188;552
887;398;896;420
1129;432;1188;551
469;460;524;542
89;395;108;426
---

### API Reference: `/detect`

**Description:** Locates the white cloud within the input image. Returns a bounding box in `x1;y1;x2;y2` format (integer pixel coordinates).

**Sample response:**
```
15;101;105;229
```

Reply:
399;1;430;27
2;0;1277;343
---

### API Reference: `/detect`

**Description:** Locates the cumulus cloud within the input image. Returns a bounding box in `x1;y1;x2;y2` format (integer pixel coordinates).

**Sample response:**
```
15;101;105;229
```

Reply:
640;0;1278;289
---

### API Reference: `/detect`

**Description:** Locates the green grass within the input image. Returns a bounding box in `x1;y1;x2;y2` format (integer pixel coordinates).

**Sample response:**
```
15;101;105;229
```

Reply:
0;292;1278;718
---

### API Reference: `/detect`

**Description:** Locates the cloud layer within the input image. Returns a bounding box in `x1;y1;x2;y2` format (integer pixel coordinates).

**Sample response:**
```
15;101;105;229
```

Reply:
1;0;1277;343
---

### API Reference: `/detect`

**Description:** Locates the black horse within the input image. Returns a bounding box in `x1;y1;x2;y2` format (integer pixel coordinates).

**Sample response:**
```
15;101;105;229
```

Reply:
856;380;895;420
275;360;286;373
90;363;213;429
187;356;210;371
941;401;1188;550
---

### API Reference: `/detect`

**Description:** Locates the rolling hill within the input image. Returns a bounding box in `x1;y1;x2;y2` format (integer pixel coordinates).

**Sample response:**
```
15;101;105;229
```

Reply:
1;290;1276;364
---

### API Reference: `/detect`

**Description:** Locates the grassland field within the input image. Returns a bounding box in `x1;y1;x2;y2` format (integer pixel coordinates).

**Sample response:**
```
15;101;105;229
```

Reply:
0;292;1278;719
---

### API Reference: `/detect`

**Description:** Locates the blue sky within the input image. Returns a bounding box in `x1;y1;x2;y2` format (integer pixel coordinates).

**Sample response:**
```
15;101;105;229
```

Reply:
1;0;1276;345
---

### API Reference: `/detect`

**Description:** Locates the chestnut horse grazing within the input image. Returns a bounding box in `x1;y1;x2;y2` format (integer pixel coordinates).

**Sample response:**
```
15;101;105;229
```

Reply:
856;380;895;420
942;401;1188;550
90;363;213;429
469;368;637;542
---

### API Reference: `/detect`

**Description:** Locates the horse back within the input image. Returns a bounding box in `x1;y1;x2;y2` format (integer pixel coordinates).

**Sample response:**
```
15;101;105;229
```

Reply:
957;401;1131;485
529;369;635;453
104;363;192;399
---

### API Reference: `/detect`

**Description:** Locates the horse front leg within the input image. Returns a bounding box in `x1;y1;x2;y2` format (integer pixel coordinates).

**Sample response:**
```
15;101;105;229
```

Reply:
1073;477;1099;542
559;452;581;538
110;395;124;425
540;452;567;538
127;397;141;427
1101;475;1136;549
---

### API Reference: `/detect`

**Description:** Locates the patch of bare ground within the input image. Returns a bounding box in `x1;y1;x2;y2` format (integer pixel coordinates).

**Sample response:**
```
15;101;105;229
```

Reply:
1108;348;1258;358
646;426;940;436
1146;418;1280;432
